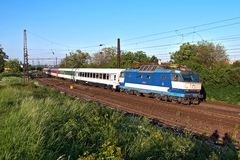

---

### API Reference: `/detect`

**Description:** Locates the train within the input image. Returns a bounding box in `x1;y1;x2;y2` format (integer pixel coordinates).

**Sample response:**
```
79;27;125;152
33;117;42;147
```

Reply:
43;65;203;105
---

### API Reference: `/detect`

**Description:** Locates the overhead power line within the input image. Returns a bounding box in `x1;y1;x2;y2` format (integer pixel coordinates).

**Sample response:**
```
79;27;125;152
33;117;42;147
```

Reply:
226;48;240;51
123;22;240;46
122;16;240;42
28;30;71;48
27;30;105;50
126;35;240;51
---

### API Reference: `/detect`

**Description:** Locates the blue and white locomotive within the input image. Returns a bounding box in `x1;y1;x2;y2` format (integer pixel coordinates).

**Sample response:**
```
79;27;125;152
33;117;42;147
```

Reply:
119;65;202;104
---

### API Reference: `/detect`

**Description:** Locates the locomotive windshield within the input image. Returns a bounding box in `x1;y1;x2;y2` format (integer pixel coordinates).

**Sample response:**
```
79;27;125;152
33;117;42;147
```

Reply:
181;71;200;82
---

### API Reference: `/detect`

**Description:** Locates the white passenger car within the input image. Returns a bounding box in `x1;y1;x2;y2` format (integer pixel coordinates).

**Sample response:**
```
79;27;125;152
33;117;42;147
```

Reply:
45;68;125;89
75;68;125;89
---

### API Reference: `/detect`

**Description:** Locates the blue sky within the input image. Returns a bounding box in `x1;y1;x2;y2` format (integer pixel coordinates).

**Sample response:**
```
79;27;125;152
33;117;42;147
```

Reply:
0;0;240;64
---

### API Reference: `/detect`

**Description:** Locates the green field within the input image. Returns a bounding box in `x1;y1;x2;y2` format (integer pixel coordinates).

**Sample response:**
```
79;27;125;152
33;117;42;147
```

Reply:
0;77;239;160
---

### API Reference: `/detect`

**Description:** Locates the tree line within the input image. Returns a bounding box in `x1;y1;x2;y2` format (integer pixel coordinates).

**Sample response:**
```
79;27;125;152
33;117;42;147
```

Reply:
59;47;159;69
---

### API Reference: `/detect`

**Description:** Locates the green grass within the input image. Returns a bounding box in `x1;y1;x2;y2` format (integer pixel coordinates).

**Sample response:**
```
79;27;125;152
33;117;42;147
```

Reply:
0;77;239;160
0;72;22;80
205;84;240;105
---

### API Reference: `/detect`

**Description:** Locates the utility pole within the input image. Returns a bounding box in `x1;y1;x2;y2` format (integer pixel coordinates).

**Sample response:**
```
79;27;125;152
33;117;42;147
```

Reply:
117;38;121;68
23;29;29;83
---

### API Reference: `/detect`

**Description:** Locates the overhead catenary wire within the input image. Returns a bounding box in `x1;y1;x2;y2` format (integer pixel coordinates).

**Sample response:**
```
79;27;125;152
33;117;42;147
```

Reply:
27;30;112;51
125;35;240;51
122;16;240;42
123;22;240;46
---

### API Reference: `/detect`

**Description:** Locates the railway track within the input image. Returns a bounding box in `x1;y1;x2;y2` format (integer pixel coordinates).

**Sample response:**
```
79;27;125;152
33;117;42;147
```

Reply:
36;77;240;146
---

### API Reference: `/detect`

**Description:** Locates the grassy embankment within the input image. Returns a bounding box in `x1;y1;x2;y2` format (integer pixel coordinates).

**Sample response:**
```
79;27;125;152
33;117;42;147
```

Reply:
0;76;239;159
205;84;240;105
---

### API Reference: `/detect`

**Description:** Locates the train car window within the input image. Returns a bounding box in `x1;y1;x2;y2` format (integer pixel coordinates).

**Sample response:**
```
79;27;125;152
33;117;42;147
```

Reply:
114;75;116;80
96;73;99;78
93;73;95;78
100;73;102;79
182;73;191;82
171;74;182;81
106;74;109;80
90;73;93;78
84;72;86;77
103;74;106;79
146;75;151;79
160;75;166;80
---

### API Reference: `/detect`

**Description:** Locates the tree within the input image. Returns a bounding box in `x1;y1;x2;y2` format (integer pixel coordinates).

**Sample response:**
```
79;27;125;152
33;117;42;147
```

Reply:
232;60;240;68
195;41;228;68
170;42;197;65
0;46;6;73
60;50;90;68
121;51;151;68
4;59;21;73
150;55;159;64
134;51;150;63
91;47;117;67
170;41;228;68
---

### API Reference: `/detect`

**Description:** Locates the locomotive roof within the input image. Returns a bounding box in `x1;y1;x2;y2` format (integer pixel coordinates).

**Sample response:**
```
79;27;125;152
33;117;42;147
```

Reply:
125;65;187;74
125;69;181;74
